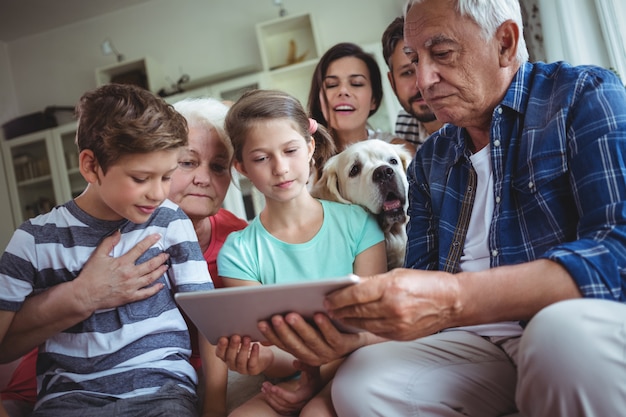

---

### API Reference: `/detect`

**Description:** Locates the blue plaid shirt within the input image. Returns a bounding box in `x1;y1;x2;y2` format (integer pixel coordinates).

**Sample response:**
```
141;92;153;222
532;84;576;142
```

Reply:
406;61;626;302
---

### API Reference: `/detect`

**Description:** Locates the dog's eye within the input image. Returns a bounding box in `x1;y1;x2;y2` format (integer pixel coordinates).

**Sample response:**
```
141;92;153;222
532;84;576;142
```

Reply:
349;164;361;177
389;158;398;165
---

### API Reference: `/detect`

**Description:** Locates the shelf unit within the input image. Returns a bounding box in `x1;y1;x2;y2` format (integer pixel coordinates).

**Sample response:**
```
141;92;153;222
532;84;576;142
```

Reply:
95;57;166;94
256;13;321;72
56;123;85;199
1;121;82;226
255;12;321;108
211;72;262;103
164;73;261;106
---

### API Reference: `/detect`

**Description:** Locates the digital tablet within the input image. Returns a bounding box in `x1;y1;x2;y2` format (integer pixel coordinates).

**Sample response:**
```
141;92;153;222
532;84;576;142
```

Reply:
175;274;361;344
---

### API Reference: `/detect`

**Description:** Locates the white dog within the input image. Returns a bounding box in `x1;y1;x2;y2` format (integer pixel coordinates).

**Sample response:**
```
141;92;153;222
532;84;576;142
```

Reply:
311;139;412;269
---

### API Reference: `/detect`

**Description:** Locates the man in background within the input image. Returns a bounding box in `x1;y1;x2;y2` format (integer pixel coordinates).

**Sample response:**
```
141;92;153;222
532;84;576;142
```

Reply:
382;16;443;154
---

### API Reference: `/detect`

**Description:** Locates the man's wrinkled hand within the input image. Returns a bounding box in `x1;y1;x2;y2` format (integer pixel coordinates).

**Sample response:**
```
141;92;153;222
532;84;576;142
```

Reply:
325;268;461;341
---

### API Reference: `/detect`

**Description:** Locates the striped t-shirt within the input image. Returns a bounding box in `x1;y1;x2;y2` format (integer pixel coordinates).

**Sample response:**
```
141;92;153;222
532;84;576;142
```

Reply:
394;109;429;148
0;199;214;408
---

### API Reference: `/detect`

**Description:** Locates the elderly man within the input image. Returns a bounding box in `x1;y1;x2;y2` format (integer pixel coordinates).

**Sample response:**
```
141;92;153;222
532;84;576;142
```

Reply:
257;0;626;416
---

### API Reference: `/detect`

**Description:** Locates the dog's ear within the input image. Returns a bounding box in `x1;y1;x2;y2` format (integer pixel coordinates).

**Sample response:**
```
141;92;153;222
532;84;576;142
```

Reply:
310;158;351;204
392;143;413;172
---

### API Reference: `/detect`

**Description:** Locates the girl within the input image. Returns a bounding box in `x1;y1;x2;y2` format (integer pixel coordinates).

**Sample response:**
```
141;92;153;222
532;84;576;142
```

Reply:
216;89;388;417
308;42;395;152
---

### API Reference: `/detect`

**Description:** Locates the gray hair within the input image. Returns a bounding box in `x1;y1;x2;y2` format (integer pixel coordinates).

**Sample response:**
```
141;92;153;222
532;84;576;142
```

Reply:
173;97;233;159
404;0;529;64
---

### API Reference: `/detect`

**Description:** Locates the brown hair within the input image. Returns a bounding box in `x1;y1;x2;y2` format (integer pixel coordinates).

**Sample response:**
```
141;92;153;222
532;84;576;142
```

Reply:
381;16;405;70
307;42;383;133
225;89;336;180
75;84;188;173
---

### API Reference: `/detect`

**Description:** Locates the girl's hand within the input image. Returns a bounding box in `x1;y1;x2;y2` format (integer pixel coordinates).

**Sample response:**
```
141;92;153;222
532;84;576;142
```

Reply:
261;362;323;415
258;312;368;366
215;335;274;375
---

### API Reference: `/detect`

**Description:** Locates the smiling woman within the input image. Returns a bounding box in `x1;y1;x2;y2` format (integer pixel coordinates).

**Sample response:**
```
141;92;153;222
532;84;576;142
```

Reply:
308;42;395;152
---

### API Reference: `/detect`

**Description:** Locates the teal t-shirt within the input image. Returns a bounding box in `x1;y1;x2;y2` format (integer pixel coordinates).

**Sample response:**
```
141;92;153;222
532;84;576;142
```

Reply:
217;199;384;284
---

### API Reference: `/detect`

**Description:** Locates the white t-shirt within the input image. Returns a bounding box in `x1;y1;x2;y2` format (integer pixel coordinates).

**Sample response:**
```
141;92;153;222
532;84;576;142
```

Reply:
460;145;494;272
447;146;523;337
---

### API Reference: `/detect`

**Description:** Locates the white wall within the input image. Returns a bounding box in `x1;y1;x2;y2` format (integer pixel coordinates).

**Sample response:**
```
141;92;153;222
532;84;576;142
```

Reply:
4;0;406;118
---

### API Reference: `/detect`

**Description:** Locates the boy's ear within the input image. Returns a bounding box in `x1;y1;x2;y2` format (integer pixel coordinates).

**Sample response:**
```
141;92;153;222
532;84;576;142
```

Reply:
78;150;100;183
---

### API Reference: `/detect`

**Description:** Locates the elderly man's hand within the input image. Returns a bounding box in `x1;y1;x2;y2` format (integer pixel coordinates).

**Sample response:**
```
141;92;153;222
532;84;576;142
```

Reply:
325;268;462;341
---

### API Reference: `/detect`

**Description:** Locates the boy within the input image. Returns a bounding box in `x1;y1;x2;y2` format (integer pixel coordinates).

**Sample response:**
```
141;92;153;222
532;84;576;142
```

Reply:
0;84;214;416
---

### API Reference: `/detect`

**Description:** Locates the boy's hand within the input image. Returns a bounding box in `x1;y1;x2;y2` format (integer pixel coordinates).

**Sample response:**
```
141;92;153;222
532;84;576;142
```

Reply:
73;231;170;313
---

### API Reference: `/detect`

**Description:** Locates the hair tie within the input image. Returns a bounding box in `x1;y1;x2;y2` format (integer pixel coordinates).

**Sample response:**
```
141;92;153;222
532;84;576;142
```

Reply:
308;118;318;134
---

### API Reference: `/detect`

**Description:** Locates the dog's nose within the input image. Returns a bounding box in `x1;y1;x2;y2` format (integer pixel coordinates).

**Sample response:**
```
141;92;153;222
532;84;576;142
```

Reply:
373;166;395;183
